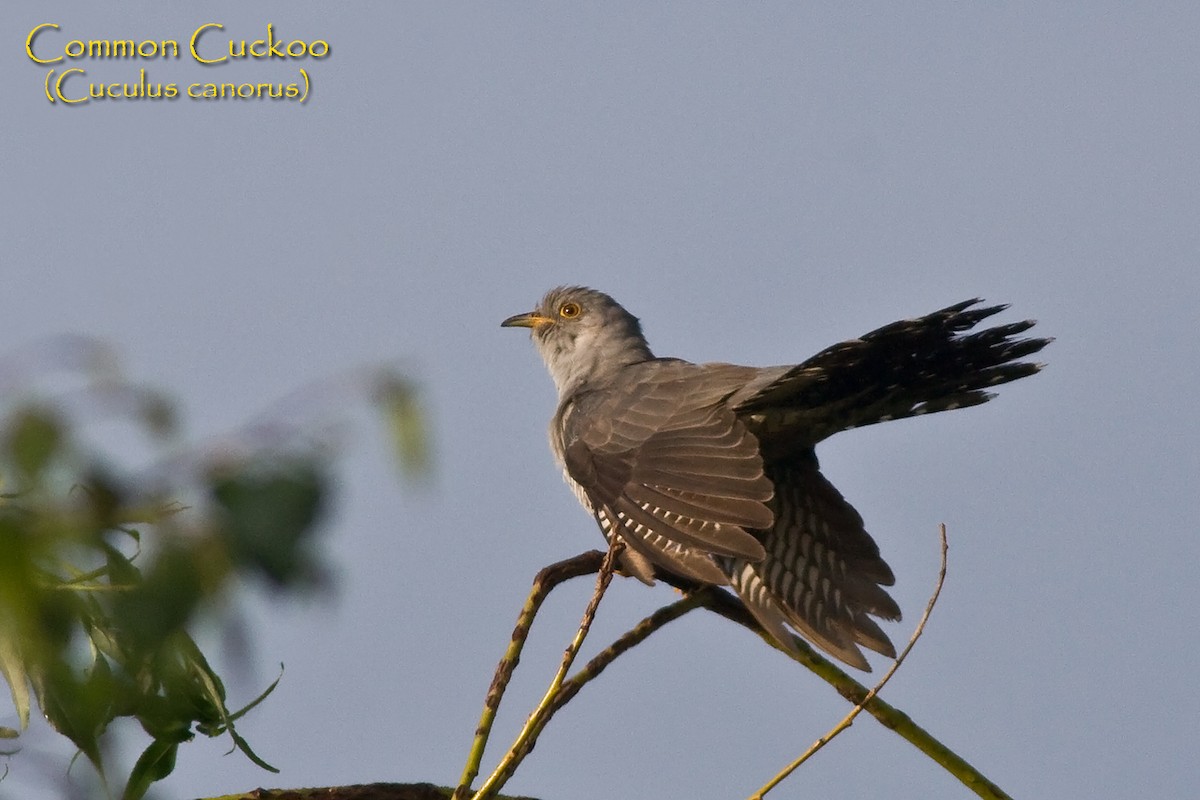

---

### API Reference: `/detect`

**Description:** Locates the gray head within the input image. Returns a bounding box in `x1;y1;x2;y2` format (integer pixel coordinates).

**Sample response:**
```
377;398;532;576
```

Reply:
502;286;655;398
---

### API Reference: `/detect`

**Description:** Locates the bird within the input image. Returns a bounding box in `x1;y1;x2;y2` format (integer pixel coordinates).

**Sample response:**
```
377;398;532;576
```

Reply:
502;287;1049;670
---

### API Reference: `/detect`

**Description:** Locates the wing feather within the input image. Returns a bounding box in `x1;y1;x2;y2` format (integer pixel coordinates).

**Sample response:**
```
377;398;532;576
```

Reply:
557;361;773;578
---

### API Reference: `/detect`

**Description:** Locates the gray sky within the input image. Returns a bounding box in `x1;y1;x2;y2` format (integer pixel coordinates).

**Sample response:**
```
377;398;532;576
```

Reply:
4;3;1198;798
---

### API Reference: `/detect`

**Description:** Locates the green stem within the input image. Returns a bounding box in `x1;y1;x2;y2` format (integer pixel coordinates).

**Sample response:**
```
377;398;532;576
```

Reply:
664;578;1013;800
751;524;951;799
452;551;606;800
471;544;620;800
459;542;1012;800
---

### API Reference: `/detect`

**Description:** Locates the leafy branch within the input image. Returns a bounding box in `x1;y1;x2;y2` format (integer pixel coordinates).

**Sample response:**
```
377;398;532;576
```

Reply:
0;338;425;800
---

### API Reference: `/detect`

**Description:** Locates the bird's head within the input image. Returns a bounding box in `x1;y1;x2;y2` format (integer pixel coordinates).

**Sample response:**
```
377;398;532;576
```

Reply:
502;286;654;397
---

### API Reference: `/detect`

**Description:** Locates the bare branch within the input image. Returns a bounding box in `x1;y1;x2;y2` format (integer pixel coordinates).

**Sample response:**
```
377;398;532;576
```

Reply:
658;531;1011;799
471;541;621;800
453;550;606;799
457;528;1012;800
750;523;952;799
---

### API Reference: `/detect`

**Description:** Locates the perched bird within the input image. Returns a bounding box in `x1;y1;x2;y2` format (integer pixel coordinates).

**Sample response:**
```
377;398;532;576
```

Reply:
502;287;1048;670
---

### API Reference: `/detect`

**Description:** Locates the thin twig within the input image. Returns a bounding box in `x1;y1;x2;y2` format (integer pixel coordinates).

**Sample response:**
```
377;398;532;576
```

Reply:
658;558;1011;799
453;550;606;800
499;590;709;759
471;541;622;800
750;523;950;799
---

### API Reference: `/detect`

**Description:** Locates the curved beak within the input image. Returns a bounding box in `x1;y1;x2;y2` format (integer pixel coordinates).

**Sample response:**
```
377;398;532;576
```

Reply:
501;311;553;329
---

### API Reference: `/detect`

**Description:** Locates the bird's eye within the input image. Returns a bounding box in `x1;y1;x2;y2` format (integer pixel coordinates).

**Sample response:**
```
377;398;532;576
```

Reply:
559;302;582;319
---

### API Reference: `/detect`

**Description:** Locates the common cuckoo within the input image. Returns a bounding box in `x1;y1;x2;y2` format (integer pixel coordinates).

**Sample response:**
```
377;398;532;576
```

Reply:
502;287;1048;670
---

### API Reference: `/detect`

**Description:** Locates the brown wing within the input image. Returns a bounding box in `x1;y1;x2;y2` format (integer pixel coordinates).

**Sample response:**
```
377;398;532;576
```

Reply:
558;361;773;583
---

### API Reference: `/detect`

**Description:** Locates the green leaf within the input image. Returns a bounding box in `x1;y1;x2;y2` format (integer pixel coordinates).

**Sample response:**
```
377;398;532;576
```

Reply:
0;518;33;730
210;461;325;585
225;664;283;724
121;739;178;800
35;668;105;773
5;407;63;480
185;644;278;773
112;542;203;653
137;391;177;439
101;539;141;587
0;636;29;730
375;375;429;479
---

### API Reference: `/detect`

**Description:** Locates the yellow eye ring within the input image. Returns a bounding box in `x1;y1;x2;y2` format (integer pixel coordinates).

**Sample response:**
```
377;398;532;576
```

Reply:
559;302;581;319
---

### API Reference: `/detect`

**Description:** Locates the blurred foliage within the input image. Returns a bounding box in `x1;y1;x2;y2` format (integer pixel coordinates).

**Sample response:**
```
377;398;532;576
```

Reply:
0;341;424;800
374;375;429;482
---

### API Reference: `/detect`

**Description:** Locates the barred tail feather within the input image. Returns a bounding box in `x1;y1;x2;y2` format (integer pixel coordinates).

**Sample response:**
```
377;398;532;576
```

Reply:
720;460;901;670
